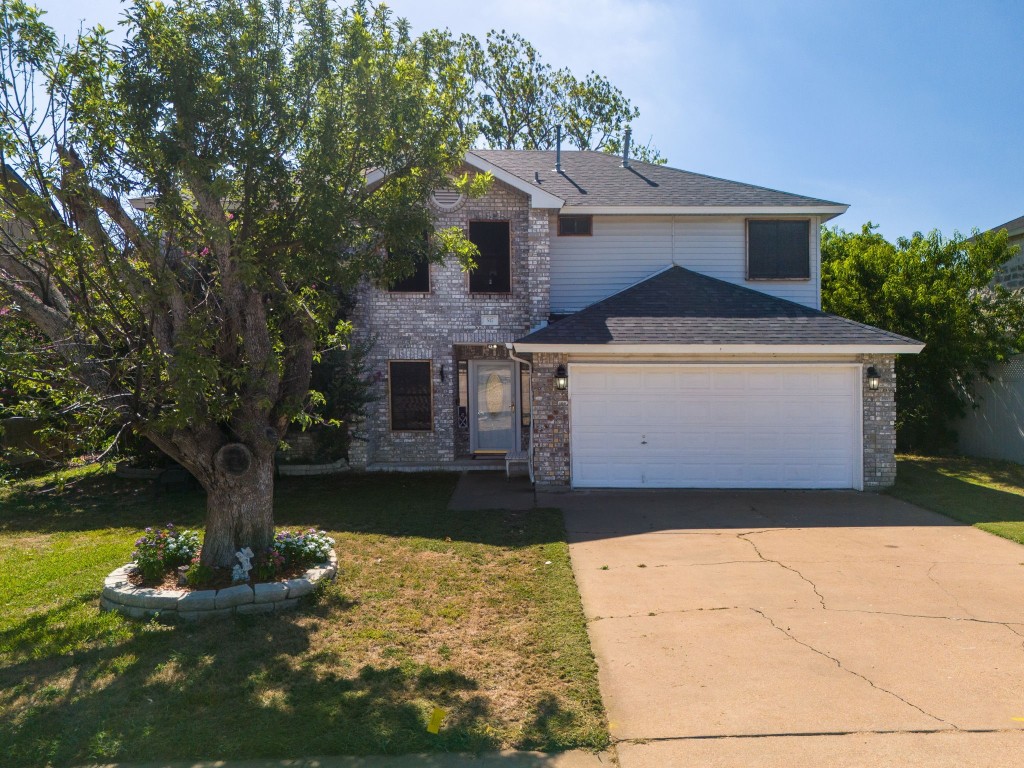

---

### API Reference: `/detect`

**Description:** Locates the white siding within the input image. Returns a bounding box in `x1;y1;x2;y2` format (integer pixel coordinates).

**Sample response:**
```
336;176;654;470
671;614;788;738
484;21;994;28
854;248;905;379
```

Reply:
549;214;821;313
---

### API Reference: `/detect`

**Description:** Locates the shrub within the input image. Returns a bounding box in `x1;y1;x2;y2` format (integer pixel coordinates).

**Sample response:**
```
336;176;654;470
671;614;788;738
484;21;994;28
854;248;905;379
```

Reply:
132;524;201;580
183;557;214;587
273;528;335;568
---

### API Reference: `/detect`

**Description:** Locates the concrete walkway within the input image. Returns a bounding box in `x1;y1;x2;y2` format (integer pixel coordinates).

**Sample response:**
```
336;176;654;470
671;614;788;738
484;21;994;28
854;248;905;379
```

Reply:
544;488;1024;767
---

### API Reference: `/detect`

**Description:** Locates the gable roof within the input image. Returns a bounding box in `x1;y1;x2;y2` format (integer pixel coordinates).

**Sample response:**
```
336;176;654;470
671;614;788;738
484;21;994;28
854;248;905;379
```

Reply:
468;150;848;218
514;266;922;354
987;214;1024;238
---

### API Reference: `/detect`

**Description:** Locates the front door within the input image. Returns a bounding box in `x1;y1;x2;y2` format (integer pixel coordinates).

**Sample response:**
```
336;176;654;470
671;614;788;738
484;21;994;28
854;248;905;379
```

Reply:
470;360;518;454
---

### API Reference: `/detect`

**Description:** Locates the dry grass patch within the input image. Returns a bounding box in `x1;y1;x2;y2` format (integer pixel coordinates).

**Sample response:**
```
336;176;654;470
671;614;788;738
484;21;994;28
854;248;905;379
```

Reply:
0;468;607;766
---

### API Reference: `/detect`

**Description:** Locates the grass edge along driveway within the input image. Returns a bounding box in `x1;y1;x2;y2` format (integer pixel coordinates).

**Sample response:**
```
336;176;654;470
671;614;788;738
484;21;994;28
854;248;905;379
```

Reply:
890;454;1024;545
0;466;608;766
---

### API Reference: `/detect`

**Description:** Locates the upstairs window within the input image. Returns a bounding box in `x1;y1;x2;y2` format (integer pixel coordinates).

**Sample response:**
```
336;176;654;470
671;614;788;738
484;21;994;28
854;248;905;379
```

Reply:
747;220;811;280
387;235;431;293
468;221;511;293
558;214;592;236
388;259;430;293
389;361;432;431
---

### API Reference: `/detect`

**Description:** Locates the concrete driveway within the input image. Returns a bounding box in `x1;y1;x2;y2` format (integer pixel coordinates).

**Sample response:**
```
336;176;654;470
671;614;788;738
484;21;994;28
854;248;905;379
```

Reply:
542;489;1024;767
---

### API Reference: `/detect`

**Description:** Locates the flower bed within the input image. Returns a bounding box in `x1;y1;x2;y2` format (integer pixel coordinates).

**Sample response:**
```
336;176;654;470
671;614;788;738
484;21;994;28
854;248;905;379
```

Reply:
100;550;337;621
100;524;338;620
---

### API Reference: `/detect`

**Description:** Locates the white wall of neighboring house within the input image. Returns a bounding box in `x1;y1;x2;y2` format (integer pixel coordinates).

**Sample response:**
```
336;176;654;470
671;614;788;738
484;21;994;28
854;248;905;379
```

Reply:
956;355;1024;464
548;214;822;313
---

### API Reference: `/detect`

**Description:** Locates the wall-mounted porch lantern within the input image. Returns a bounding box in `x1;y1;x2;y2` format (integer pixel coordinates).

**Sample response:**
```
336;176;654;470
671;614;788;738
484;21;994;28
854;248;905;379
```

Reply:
866;365;880;391
554;364;569;391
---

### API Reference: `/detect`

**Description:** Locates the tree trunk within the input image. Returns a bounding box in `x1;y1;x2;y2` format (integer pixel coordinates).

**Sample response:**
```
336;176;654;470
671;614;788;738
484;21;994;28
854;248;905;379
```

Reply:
199;450;276;568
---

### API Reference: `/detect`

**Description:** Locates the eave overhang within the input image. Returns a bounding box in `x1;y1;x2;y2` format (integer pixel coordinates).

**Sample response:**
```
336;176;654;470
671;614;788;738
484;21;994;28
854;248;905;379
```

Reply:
464;151;565;209
559;204;850;221
511;342;924;355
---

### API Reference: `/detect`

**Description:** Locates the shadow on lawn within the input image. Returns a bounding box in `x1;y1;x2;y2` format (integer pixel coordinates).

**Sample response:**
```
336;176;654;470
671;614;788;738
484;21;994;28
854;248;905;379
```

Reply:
892;458;1024;527
0;470;563;547
0;599;502;766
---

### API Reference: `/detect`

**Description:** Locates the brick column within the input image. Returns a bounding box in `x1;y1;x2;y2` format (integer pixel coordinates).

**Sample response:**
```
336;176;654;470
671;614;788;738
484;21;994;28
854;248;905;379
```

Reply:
862;355;897;490
532;353;571;490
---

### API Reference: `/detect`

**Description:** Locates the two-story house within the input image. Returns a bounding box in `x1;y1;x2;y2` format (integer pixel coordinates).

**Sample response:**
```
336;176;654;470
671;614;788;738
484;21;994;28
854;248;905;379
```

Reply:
350;149;923;490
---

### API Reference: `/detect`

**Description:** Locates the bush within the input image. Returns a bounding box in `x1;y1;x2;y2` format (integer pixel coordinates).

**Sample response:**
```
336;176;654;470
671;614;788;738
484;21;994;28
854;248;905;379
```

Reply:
131;524;201;581
273;528;335;568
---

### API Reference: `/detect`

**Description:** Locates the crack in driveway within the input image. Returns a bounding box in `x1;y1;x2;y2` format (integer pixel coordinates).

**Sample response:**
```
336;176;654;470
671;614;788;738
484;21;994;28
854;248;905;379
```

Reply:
749;607;958;730
737;531;828;609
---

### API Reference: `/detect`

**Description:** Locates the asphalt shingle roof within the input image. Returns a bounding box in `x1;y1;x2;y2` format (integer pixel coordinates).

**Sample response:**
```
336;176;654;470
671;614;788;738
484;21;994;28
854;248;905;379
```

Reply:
516;266;920;347
471;150;844;209
988;214;1024;236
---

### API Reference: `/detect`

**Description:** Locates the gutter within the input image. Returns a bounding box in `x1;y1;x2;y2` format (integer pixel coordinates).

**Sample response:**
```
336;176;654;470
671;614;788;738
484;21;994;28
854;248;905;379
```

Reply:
505;343;535;484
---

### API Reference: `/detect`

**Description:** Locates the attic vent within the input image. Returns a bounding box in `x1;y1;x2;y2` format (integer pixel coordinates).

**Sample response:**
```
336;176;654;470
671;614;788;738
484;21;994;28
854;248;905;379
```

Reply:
429;188;466;212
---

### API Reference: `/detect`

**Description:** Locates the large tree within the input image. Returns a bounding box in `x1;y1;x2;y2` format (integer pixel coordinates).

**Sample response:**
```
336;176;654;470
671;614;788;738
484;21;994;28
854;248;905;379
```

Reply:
821;224;1024;451
424;28;665;163
0;0;477;566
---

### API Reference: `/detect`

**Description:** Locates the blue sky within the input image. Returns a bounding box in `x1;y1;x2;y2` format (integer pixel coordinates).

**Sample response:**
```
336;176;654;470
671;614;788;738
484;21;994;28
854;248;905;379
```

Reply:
34;0;1024;239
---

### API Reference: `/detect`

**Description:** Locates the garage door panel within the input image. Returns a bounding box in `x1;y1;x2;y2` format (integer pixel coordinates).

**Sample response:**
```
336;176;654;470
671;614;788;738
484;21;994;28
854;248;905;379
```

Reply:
570;365;859;489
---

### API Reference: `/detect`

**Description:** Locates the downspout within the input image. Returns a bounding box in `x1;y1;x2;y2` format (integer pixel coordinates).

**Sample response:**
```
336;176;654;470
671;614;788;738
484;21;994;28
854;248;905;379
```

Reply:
506;343;535;484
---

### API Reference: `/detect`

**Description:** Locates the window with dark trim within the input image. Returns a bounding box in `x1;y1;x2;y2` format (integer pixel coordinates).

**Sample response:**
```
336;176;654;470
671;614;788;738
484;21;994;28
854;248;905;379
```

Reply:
389;361;432;431
387;235;431;293
558;214;592;236
388;259;430;292
747;219;811;280
468;221;511;293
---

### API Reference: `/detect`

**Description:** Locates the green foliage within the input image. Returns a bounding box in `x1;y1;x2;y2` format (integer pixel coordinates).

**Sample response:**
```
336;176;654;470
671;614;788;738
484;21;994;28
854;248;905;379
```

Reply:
427;28;664;162
0;0;473;514
183;557;214;588
821;224;1024;450
130;524;201;581
272;527;335;567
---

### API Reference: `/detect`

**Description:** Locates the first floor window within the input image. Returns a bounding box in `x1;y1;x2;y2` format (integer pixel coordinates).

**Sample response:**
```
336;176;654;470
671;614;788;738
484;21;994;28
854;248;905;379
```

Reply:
747;219;811;279
389;361;432;431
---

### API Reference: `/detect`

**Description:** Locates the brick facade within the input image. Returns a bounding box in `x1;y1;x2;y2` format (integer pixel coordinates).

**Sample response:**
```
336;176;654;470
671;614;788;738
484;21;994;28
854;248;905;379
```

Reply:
861;354;898;490
350;175;553;466
530;353;571;489
348;171;899;488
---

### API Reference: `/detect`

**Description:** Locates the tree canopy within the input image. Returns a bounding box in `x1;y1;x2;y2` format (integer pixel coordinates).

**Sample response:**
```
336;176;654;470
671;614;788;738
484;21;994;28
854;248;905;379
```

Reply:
0;0;478;564
821;224;1024;451
425;28;665;163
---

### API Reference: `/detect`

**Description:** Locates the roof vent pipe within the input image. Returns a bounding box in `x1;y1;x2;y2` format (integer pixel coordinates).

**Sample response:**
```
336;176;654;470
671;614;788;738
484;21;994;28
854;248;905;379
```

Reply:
554;124;562;173
621;127;632;168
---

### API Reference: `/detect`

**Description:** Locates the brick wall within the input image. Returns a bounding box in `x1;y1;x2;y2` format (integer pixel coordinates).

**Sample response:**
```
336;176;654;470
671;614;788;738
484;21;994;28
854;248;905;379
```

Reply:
862;354;897;490
531;353;570;489
351;175;553;465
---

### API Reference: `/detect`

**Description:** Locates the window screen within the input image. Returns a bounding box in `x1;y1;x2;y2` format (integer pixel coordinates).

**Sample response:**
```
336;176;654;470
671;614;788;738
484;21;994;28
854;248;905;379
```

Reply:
469;221;511;293
558;215;592;236
747;220;810;279
389;361;432;431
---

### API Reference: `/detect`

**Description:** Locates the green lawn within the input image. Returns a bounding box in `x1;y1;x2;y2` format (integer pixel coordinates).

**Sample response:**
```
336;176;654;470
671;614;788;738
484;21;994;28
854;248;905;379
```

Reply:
890;454;1024;545
0;466;608;766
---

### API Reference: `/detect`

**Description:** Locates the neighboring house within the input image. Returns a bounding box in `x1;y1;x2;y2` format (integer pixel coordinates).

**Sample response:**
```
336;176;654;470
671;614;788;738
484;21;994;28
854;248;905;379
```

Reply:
350;149;923;490
956;214;1024;464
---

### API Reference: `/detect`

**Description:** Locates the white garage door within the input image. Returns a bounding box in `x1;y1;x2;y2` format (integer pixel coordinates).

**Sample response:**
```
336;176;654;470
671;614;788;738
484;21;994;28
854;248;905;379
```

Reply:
570;364;861;489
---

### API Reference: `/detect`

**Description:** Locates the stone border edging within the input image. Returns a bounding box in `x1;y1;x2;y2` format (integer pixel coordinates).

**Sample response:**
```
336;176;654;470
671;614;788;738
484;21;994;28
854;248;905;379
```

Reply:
100;549;338;621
